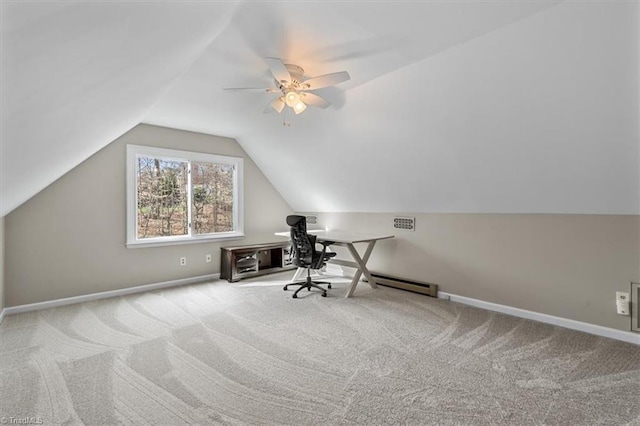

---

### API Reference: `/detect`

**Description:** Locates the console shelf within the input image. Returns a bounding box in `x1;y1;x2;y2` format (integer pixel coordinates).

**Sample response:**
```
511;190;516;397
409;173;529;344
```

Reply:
220;241;295;282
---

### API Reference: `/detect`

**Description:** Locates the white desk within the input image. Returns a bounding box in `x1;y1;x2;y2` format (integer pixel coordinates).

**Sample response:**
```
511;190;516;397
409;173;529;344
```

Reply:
275;230;394;297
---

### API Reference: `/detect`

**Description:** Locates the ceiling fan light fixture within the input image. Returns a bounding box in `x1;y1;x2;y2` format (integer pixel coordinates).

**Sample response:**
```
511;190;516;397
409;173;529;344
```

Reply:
228;58;349;119
293;101;307;114
285;91;300;107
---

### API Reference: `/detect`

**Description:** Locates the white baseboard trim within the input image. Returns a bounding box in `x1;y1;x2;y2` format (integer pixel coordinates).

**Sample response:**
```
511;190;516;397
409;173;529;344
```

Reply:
0;308;6;325
317;265;638;345
438;291;639;345
2;273;220;317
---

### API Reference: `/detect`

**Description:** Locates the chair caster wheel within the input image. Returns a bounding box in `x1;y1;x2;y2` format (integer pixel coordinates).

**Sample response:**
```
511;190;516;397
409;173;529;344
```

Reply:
328;284;332;289
283;286;288;291
322;292;327;297
292;294;297;299
307;287;310;291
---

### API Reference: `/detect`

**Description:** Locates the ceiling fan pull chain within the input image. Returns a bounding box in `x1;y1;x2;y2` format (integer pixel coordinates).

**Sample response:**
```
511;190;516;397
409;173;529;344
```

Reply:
283;107;291;127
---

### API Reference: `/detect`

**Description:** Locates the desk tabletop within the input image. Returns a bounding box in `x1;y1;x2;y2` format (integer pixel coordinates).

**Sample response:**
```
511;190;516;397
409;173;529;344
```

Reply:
275;230;394;244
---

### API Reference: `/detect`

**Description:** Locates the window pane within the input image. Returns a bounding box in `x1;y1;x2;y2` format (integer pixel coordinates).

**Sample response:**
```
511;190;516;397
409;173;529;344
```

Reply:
192;161;235;234
136;156;188;239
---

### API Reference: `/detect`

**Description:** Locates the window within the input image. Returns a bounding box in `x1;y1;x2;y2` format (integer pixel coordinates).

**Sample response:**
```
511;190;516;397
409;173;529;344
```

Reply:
126;145;243;247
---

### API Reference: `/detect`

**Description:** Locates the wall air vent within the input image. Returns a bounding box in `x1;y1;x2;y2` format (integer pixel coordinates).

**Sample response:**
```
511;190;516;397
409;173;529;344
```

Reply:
305;215;317;225
393;217;415;231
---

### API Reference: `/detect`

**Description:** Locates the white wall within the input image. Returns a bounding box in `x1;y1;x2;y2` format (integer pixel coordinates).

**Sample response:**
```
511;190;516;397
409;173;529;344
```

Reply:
4;124;293;306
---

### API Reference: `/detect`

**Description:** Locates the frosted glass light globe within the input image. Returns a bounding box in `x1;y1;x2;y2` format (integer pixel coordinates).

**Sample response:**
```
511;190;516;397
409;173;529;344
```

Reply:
285;91;300;107
293;101;307;114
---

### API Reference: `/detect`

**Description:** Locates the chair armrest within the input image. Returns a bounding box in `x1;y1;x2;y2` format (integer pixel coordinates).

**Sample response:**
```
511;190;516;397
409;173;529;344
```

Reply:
318;240;337;265
310;239;335;268
319;241;336;258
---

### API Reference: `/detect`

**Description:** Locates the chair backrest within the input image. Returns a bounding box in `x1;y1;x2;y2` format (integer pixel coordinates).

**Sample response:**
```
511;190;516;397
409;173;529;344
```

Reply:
287;215;314;266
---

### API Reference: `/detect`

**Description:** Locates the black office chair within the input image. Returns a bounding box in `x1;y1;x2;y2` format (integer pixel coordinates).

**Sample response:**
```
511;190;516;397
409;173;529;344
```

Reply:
284;215;336;298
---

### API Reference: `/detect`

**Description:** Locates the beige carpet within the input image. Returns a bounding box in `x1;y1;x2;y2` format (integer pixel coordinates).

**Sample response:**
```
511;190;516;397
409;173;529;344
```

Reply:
1;273;639;425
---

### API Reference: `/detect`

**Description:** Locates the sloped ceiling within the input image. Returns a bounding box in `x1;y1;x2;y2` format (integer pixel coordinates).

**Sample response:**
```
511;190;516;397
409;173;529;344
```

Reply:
1;1;239;215
2;0;638;216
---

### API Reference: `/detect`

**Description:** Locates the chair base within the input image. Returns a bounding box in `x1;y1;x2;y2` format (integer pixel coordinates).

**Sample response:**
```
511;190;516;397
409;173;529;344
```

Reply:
284;275;332;298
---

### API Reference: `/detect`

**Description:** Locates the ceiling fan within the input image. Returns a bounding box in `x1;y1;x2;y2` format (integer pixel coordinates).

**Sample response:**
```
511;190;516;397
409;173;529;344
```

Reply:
224;57;350;115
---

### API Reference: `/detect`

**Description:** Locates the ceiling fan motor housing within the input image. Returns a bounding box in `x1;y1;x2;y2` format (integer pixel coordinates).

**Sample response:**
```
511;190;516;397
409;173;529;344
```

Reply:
284;64;304;84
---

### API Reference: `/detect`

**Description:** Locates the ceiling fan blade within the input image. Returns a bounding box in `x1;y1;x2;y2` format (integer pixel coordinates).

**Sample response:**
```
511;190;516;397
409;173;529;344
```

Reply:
301;71;350;90
265;57;291;84
264;97;285;114
224;87;279;93
301;93;331;109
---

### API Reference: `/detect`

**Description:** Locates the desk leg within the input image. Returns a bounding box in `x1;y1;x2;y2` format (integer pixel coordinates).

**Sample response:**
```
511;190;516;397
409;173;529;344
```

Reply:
345;241;378;298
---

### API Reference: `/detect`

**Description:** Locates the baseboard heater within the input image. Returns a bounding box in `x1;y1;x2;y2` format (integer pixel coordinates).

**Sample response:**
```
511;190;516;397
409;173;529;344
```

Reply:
365;272;438;297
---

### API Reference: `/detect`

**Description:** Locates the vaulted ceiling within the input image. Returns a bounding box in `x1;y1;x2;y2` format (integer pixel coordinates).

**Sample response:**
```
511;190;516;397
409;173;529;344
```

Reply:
2;0;638;216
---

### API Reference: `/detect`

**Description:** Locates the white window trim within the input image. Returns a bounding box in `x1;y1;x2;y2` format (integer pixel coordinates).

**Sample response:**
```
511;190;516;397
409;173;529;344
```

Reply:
126;144;244;248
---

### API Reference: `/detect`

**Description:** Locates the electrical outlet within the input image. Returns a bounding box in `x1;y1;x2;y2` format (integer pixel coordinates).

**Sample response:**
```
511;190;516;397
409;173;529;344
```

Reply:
205;254;212;263
617;301;630;315
180;257;186;266
616;291;630;316
616;291;629;302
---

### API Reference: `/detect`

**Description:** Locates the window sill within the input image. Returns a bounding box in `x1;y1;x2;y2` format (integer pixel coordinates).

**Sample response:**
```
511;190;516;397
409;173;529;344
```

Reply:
126;233;245;249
